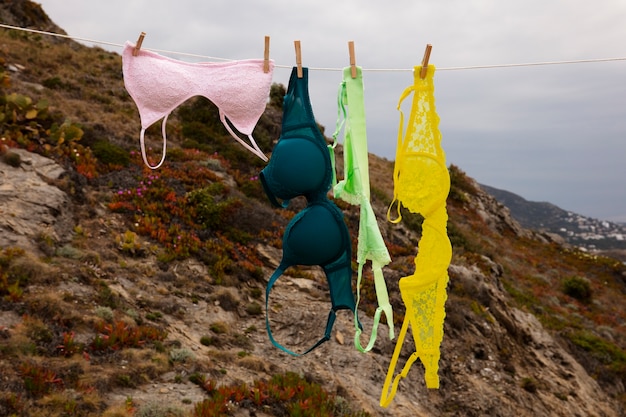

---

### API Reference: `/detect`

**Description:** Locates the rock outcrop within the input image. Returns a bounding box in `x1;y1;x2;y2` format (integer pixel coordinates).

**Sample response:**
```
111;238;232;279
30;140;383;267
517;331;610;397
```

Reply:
0;148;73;252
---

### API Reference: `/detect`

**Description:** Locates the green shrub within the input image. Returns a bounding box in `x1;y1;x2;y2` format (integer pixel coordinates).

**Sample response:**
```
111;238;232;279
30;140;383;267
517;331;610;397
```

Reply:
169;348;194;363
186;182;242;230
209;321;228;334
56;244;84;260
568;330;626;366
562;275;592;302
200;336;215;347
42;76;64;89
96;281;119;309
399;206;424;235
245;302;262;316
92;140;130;167
94;306;114;322
449;164;478;195
520;377;538;393
116;230;144;256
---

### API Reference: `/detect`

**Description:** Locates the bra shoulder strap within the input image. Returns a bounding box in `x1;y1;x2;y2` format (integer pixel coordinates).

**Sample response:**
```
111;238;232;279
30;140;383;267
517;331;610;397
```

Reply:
379;317;419;407
219;110;268;162
139;114;169;170
329;79;347;190
353;261;395;352
386;85;415;223
265;265;335;356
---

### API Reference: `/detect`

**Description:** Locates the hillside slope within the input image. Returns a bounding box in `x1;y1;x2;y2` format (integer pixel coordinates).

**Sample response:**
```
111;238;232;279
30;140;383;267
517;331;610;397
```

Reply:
1;2;626;416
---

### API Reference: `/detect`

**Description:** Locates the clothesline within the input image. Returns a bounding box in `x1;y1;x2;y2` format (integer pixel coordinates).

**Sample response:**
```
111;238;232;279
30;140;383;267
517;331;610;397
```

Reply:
2;22;626;72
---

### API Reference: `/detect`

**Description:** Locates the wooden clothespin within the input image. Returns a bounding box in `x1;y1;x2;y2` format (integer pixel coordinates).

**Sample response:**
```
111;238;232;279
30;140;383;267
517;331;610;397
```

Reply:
294;40;303;78
348;41;357;79
263;36;270;73
133;32;146;56
419;44;432;79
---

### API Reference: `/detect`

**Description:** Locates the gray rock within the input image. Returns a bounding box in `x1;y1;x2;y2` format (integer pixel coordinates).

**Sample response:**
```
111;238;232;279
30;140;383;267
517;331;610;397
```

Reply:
0;148;73;252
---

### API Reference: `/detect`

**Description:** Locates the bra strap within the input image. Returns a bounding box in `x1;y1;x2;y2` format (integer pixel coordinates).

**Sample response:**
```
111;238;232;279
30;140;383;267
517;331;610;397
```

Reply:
139;114;169;170
302;310;335;354
219;111;268;162
379;316;418;407
265;266;334;356
354;260;395;352
386;85;414;223
330;80;348;190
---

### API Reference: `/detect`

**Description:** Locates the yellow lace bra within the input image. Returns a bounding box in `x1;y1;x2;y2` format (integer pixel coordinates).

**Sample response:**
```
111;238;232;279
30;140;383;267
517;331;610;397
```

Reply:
381;64;452;407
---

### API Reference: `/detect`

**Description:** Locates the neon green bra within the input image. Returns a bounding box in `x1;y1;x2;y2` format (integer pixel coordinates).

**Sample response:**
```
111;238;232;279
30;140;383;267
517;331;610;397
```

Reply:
380;65;452;407
331;66;394;353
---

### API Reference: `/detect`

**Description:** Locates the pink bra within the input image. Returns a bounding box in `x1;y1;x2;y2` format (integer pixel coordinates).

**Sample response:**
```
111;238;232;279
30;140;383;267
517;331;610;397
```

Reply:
122;42;274;168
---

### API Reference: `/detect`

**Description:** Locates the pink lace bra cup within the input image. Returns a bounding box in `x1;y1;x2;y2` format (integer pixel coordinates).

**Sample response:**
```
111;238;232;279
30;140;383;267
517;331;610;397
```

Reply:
122;42;275;168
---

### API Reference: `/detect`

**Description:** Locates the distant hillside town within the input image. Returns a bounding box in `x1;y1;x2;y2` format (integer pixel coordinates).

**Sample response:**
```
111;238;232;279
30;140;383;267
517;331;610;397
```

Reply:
558;211;625;251
481;184;626;252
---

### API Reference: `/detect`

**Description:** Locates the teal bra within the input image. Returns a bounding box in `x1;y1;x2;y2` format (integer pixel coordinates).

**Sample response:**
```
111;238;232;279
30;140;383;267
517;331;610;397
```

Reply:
260;67;360;356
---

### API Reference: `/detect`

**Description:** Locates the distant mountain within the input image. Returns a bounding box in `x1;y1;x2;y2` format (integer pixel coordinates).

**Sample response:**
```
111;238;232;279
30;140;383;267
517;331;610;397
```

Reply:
480;184;626;252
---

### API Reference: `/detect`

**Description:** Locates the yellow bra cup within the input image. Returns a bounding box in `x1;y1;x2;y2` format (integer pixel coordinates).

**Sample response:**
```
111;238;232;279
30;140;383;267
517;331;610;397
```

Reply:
397;154;449;217
388;63;449;222
381;65;451;408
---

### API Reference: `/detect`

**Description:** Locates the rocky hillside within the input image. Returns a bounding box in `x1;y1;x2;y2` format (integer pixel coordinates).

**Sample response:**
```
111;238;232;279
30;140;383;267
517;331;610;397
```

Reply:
1;2;626;416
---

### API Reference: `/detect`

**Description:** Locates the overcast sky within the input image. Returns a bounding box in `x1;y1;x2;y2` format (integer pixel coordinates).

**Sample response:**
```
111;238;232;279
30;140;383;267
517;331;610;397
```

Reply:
35;0;626;223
